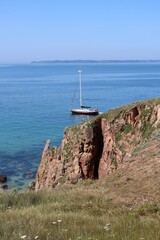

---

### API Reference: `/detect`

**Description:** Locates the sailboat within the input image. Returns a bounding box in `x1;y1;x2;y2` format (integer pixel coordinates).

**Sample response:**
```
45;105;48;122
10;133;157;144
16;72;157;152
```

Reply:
70;70;99;115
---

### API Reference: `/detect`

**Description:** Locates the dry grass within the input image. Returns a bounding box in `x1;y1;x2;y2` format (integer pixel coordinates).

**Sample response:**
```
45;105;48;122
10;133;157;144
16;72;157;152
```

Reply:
0;185;159;240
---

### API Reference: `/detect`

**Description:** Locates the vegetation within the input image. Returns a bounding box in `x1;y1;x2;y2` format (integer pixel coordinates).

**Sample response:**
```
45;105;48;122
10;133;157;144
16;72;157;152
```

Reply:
1;98;160;239
0;186;159;240
115;132;122;143
122;124;132;134
141;122;154;139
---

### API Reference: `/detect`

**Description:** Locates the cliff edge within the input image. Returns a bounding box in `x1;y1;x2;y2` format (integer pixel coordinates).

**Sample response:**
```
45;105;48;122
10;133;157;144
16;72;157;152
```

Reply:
35;98;160;193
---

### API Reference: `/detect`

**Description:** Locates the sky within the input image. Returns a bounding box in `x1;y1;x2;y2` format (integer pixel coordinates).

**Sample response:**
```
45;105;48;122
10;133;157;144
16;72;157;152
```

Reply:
0;0;160;63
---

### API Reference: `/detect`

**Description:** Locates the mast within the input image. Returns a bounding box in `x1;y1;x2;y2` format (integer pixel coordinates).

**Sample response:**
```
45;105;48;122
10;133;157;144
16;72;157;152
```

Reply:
78;70;83;108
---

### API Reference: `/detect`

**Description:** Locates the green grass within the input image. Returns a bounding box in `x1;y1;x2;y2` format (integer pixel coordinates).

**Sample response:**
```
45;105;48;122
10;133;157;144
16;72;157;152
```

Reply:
141;122;154;139
122;124;132;134
0;187;159;240
115;132;122;143
140;109;152;119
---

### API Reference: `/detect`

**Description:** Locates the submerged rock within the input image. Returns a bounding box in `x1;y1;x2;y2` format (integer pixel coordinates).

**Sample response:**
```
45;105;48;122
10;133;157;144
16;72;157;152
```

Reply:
0;175;7;183
1;184;8;190
23;171;35;179
28;181;35;190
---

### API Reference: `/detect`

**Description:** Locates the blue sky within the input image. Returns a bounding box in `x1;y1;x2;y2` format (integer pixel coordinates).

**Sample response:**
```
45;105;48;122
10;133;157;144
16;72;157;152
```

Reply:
0;0;160;63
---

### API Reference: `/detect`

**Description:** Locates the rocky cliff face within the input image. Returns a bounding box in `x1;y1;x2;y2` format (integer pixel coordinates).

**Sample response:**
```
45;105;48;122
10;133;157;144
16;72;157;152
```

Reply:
35;98;160;191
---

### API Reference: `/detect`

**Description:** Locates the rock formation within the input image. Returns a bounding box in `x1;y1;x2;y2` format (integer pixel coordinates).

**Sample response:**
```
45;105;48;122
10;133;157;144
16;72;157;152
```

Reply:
35;98;160;191
0;176;7;183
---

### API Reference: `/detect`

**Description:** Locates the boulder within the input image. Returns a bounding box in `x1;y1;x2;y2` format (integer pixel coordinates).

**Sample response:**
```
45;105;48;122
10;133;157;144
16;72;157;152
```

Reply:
1;184;8;190
0;175;7;183
28;181;35;190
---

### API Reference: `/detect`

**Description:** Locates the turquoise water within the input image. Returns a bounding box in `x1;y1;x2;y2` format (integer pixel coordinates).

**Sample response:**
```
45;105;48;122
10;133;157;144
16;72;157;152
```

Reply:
0;62;160;188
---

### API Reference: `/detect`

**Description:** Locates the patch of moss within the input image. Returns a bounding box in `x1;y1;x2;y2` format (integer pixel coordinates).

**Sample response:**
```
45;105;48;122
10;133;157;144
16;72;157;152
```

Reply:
115;132;122;143
141;122;154;139
122;124;132;134
140;108;152;119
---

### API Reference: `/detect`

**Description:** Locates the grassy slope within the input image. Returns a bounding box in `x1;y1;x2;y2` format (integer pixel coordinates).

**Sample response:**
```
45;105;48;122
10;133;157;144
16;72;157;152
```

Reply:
0;183;159;240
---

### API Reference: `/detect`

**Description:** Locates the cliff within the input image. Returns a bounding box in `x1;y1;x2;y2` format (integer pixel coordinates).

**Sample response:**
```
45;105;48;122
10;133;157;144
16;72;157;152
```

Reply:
35;98;160;191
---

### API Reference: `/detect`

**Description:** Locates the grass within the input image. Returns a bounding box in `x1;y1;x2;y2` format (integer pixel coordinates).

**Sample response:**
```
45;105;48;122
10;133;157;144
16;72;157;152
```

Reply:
115;132;122;144
141;122;154;139
0;186;159;240
122;124;132;134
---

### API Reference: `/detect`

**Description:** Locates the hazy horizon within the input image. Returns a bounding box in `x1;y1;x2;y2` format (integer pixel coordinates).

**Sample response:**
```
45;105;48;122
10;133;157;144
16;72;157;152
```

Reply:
2;59;160;65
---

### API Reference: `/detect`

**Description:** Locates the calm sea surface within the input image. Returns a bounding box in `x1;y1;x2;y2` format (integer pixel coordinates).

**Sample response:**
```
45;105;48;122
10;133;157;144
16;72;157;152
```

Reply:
0;62;160;188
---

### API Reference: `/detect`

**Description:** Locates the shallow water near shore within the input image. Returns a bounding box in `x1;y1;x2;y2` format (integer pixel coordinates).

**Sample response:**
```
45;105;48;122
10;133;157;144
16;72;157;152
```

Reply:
0;62;160;189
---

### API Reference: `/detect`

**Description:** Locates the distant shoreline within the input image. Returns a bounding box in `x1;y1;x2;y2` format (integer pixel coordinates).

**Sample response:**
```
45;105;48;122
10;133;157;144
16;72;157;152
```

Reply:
31;59;160;64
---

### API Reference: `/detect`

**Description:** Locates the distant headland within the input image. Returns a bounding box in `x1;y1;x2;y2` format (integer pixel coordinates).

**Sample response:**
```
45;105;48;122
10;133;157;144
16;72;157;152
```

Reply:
31;59;160;64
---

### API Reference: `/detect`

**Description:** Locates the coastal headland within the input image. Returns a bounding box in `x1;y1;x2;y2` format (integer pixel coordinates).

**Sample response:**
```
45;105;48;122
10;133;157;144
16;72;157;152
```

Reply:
35;98;160;205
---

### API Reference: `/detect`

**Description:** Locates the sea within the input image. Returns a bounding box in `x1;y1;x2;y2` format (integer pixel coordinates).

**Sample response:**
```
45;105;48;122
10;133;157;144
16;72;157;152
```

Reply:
0;62;160;189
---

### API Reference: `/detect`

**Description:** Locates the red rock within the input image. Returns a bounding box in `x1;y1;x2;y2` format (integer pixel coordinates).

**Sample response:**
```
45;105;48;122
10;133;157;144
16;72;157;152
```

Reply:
35;99;160;190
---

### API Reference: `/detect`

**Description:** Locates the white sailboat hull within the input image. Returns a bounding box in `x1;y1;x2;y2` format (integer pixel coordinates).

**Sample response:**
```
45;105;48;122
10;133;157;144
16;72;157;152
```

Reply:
71;108;99;115
70;70;99;115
